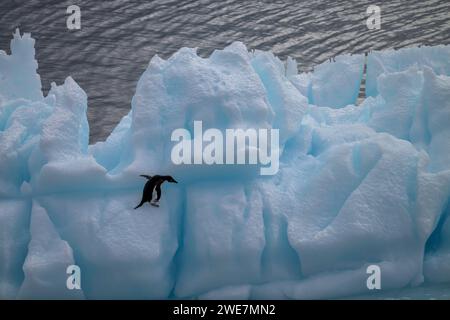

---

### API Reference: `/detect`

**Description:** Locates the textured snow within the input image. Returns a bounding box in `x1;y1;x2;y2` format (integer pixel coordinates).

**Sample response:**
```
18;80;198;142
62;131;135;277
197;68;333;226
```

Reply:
1;30;450;299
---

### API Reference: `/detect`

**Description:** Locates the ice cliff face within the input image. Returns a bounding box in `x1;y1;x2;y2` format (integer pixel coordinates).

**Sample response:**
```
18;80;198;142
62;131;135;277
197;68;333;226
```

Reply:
1;29;449;299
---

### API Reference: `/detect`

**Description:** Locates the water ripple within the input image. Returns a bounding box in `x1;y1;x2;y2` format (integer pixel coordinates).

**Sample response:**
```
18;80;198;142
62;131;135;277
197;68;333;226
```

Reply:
0;0;449;142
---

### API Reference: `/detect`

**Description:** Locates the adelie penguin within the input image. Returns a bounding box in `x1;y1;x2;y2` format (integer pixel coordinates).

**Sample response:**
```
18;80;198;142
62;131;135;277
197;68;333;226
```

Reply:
134;175;178;209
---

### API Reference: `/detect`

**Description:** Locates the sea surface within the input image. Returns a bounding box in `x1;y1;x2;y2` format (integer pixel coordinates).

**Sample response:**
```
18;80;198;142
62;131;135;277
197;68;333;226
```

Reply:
1;0;449;142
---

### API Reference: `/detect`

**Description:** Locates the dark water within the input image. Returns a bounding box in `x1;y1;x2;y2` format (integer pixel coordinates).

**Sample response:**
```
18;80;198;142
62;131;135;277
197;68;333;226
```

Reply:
1;0;449;142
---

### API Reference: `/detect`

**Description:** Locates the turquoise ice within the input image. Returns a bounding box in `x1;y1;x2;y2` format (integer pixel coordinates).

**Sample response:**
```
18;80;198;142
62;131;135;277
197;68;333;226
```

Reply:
1;29;449;299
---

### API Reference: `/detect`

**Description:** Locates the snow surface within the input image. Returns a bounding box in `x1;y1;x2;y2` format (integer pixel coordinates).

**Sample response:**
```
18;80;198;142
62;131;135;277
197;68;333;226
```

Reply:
1;30;450;299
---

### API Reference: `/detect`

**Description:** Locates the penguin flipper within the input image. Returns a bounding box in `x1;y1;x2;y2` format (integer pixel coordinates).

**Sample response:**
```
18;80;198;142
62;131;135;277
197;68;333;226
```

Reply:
134;200;145;209
134;192;147;209
140;175;152;180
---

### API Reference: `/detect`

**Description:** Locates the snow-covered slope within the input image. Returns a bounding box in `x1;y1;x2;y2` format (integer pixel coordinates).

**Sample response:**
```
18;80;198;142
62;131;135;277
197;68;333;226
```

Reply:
1;29;449;299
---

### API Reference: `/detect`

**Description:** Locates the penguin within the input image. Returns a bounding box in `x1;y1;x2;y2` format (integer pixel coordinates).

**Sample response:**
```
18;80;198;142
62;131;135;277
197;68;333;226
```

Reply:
134;175;178;209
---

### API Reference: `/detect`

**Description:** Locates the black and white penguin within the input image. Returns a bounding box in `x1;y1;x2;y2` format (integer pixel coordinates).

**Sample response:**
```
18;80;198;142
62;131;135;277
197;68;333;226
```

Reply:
134;175;178;209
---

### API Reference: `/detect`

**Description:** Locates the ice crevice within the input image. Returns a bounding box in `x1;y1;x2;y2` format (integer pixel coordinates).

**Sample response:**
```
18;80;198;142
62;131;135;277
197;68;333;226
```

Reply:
1;29;450;298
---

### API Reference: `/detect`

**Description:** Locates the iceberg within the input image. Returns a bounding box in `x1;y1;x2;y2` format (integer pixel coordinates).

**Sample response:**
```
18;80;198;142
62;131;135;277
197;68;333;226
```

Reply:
1;29;450;299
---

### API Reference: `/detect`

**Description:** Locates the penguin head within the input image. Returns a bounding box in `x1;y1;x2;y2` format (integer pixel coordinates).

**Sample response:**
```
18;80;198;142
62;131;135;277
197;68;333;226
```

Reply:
165;176;178;183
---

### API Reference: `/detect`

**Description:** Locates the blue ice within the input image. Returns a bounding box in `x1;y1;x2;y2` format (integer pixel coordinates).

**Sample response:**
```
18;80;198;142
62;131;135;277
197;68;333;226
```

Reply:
1;30;450;299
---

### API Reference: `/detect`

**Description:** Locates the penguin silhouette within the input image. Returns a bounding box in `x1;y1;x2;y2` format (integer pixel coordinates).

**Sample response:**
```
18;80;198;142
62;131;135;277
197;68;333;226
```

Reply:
134;175;178;209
